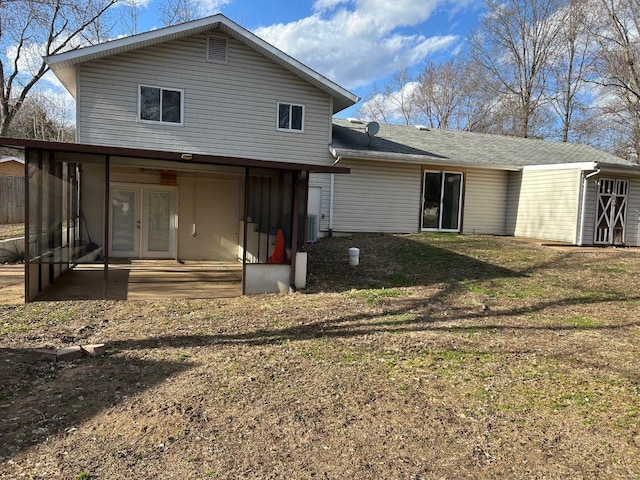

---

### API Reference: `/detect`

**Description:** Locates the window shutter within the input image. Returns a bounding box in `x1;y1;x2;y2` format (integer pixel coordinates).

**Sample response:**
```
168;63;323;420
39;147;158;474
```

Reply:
207;35;228;63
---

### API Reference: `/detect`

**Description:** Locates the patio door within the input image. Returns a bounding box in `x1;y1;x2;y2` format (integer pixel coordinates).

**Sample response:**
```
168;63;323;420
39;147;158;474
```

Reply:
422;171;463;231
594;178;628;245
110;184;177;258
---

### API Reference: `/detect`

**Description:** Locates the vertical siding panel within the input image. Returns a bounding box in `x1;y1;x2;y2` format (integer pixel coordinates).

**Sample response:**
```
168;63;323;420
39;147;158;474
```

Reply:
77;34;333;166
505;171;522;235
332;159;421;233
462;168;508;235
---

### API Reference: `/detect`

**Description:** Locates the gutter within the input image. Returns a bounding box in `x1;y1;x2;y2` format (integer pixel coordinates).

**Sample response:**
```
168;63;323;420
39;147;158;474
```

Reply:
331;148;522;172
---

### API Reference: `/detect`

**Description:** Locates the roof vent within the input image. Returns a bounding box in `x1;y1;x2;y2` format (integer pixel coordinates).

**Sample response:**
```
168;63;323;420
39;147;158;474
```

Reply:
347;118;364;124
415;125;430;131
207;35;228;63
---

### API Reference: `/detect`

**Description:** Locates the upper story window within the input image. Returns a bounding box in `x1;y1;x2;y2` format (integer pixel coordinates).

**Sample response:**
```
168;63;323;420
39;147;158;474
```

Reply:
277;102;304;132
139;85;184;125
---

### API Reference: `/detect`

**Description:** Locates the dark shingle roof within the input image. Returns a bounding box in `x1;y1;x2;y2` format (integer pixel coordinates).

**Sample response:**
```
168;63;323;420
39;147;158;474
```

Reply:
331;119;637;170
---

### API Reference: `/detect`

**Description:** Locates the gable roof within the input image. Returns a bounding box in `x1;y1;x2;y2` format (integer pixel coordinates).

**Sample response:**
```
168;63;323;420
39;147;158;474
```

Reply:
46;14;358;114
0;156;24;164
331;119;639;172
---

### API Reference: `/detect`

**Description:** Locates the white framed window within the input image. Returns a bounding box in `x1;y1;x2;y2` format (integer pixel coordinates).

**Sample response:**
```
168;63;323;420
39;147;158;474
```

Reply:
138;85;184;125
277;102;304;132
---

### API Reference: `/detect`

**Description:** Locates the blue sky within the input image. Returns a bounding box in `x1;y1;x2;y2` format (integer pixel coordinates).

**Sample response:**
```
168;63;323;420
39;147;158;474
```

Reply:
44;0;484;120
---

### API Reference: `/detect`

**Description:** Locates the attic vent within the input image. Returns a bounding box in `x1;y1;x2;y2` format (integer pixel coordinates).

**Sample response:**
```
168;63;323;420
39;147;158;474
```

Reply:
207;35;228;63
415;125;430;131
347;118;364;124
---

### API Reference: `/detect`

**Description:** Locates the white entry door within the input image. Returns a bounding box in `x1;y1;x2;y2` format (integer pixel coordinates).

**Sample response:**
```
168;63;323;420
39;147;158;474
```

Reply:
110;184;177;258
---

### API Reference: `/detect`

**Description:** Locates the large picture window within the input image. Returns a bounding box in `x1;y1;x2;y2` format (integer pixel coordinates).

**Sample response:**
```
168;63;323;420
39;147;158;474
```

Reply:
139;85;183;125
277;103;304;132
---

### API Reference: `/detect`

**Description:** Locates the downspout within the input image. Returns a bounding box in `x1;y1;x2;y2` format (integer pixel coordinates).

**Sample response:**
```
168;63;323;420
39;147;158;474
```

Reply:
578;168;600;246
329;156;341;238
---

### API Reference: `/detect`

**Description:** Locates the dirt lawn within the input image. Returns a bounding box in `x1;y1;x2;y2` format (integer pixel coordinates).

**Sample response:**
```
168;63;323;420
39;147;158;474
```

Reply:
1;234;639;479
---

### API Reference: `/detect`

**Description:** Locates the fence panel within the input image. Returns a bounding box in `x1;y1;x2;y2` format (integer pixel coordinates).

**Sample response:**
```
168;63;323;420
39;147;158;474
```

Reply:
0;176;25;224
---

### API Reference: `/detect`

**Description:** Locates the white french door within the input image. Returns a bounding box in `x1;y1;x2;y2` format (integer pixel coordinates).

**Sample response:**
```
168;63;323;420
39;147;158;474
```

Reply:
594;178;628;245
421;171;463;232
110;184;177;258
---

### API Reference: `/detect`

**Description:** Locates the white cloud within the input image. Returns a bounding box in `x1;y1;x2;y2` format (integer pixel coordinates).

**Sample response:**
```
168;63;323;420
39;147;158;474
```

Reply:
119;0;154;7
360;81;421;122
254;0;465;90
195;0;233;16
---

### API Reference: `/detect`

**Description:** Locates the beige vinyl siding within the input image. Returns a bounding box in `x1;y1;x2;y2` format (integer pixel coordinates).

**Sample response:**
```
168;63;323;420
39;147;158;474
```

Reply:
510;168;581;243
332;159;422;233
77;33;333;166
624;177;640;246
462;168;508;235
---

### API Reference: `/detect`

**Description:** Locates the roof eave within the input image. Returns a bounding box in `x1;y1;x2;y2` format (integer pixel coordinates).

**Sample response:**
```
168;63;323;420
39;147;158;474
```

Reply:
594;162;640;176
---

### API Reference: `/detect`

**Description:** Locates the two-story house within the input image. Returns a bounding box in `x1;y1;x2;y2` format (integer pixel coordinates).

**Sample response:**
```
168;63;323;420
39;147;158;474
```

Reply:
5;13;640;303
3;15;358;301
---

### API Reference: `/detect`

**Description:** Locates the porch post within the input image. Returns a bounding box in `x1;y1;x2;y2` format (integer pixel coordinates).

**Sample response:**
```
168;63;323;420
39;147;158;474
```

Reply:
24;148;31;303
103;155;110;300
301;170;309;247
241;167;249;295
289;170;300;290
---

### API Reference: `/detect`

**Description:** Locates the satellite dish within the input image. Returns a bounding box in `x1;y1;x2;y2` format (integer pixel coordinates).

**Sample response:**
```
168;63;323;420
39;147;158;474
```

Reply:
365;121;379;137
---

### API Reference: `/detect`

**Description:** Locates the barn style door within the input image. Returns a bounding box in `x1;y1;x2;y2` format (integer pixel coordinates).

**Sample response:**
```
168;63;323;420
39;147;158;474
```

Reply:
594;178;628;245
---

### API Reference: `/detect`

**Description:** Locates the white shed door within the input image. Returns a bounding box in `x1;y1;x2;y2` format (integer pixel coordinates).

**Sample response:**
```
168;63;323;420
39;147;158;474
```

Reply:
594;178;628;245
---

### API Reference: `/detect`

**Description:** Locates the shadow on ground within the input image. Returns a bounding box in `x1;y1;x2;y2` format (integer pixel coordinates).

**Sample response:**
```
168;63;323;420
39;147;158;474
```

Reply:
0;348;194;459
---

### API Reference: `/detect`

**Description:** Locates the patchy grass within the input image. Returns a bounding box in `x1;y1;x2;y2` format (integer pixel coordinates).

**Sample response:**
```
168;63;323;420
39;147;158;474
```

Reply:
1;233;640;479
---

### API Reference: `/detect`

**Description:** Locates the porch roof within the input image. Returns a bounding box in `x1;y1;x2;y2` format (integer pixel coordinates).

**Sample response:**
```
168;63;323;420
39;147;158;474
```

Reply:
0;137;350;174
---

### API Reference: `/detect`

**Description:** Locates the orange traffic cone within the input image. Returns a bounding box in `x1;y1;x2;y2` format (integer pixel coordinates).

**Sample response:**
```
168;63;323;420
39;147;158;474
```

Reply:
268;229;286;264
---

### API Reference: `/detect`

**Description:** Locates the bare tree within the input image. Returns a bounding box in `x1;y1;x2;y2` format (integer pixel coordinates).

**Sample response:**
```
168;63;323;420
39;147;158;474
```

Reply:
0;0;118;136
158;0;198;26
589;0;640;155
358;83;390;124
383;68;419;125
457;61;504;132
413;58;500;131
415;59;462;129
8;89;75;141
551;0;596;142
470;0;566;138
358;68;419;125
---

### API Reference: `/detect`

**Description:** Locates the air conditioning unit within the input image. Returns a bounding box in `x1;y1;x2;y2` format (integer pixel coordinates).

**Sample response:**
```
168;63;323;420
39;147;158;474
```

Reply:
307;214;318;243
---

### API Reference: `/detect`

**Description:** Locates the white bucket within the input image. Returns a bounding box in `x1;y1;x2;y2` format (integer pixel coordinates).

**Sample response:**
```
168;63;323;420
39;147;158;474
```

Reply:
348;247;360;266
